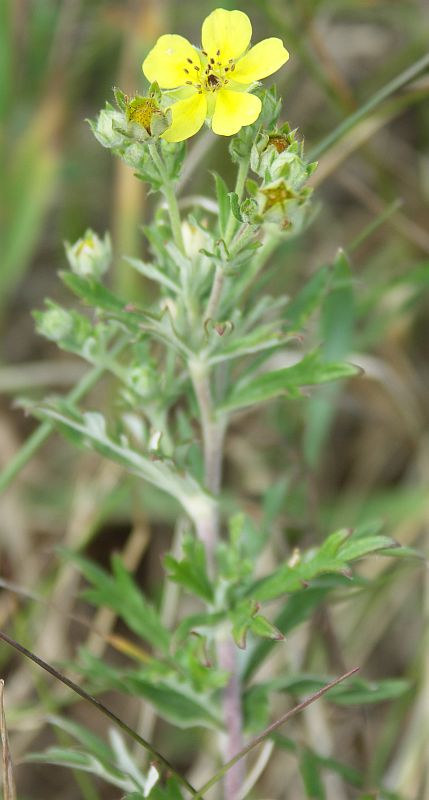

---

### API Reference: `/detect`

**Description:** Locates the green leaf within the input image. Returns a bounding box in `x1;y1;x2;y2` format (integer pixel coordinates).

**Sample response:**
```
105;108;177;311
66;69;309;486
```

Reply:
164;536;214;603
243;587;329;682
33;402;208;520
328;678;410;706
127;675;222;729
248;525;399;603
125;257;180;293
229;191;244;223
304;250;356;465
62;272;126;313
65;550;170;654
26;748;135;792
207;325;298;365
258;673;410;706
212;172;230;238
286;267;330;328
220;350;359;412
338;535;395;562
300;749;326;799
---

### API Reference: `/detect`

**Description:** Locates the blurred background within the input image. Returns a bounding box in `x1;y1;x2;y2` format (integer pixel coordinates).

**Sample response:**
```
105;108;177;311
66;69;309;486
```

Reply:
1;0;429;798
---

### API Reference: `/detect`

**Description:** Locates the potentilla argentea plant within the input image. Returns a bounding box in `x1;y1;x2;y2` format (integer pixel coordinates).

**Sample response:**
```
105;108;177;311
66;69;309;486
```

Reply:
27;8;413;800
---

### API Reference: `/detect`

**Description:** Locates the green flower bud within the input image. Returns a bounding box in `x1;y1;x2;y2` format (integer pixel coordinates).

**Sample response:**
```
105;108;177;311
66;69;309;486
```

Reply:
65;230;112;278
90;103;128;148
128;364;157;398
34;305;74;342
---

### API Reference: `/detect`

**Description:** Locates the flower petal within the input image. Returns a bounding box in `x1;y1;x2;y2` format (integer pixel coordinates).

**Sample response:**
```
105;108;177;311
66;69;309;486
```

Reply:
202;8;252;61
143;34;201;89
212;89;261;136
232;38;289;84
163;93;207;142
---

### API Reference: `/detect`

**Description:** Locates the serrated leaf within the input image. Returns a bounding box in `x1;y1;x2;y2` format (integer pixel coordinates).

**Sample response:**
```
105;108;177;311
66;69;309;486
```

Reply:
250;527;396;602
164;536;213;603
220;350;359;412
65;551;170;653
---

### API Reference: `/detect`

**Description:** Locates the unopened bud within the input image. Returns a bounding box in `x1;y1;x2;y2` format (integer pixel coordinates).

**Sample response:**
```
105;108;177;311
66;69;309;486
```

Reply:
65;230;112;278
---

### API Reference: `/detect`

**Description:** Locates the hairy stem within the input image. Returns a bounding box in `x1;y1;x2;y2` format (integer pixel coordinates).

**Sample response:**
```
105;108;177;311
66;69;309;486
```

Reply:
190;358;244;799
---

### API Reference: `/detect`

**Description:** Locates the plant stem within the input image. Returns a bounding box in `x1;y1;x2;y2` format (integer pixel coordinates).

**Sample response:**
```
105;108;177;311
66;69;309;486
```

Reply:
193;667;360;800
148;141;185;255
190;362;225;569
190;372;243;798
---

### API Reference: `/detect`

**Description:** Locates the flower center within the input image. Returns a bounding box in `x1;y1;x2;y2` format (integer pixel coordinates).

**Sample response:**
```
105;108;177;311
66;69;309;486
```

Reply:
182;48;236;94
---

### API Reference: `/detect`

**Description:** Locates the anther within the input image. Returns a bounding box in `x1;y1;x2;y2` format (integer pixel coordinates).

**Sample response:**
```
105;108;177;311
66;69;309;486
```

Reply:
185;80;193;85
210;57;215;64
194;65;200;71
225;67;229;71
201;50;208;56
184;68;189;73
187;58;193;64
216;49;220;56
231;64;235;71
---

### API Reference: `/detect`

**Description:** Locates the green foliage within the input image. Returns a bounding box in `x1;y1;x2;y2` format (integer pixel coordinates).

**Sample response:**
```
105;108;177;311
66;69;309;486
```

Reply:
66;550;170;653
7;9;425;794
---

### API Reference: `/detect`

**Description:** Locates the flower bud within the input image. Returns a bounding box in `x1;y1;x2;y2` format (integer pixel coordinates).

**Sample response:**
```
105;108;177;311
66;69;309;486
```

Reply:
90;104;128;148
65;230;112;279
34;304;74;342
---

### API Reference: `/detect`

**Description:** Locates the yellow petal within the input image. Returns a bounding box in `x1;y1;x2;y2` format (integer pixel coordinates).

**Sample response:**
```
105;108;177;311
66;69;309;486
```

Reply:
143;34;201;89
212;89;261;137
202;8;252;61
232;38;289;84
163;93;207;142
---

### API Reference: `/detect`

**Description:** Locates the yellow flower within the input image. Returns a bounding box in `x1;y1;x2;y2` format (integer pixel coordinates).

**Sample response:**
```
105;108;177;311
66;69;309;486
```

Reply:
142;8;289;142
